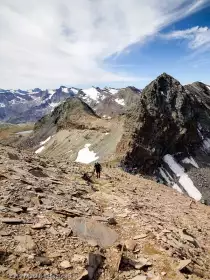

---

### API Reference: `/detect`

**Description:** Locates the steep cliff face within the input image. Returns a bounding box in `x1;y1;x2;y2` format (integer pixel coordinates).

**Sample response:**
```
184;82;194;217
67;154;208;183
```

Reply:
117;73;210;203
118;73;199;170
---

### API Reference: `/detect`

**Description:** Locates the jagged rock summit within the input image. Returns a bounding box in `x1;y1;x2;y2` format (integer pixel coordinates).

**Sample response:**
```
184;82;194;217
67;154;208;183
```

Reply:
118;73;210;202
118;73;197;168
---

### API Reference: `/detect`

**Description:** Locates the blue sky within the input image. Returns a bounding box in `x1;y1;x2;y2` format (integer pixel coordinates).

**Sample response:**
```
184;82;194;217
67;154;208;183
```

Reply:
0;0;210;89
104;5;210;89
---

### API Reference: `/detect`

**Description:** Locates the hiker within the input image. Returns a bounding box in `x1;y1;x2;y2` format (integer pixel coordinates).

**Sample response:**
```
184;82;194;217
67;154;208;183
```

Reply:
94;162;102;178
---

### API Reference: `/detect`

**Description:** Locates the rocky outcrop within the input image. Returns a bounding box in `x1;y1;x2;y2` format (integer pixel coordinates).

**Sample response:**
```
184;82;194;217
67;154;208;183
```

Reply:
118;73;210;202
93;87;141;118
119;73;200;169
20;97;100;149
34;97;99;131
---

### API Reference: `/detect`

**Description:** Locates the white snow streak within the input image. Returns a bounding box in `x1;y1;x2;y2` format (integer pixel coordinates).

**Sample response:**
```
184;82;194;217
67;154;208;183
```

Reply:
115;98;125;106
197;128;204;140
206;85;210;91
182;157;199;168
172;183;183;193
75;144;99;164
163;154;185;176
159;167;183;193
50;102;61;110
163;154;202;201
40;136;51;146
62;87;69;93
35;146;45;154
71;88;79;94
16;96;26;102
82;87;100;101
0;103;5;107
16;130;33;135
109;88;119;94
202;138;210;152
48;89;55;94
159;168;171;185
48;89;55;99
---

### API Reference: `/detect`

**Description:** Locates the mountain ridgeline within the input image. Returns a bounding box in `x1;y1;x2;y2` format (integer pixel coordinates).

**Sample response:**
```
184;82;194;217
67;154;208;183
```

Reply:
118;73;210;203
118;73;208;170
0;86;141;123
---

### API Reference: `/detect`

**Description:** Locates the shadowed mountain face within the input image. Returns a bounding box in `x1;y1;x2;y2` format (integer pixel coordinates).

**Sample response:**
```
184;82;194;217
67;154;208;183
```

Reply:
118;73;210;203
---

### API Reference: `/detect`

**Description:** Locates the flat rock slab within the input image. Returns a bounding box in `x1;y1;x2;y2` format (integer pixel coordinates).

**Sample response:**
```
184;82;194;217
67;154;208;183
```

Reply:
1;218;23;224
177;259;191;271
68;217;118;248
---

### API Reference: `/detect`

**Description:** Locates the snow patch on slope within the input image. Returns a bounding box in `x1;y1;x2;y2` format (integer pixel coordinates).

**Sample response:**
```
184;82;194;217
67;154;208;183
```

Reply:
75;144;99;164
0;103;5;108
62;87;69;93
48;90;55;99
50;102;61;111
202;138;210;153
109;88;119;95
71;88;79;94
82;87;100;101
182;157;199;168
159;167;183;193
35;146;45;154
115;98;125;106
163;154;202;201
40;136;51;146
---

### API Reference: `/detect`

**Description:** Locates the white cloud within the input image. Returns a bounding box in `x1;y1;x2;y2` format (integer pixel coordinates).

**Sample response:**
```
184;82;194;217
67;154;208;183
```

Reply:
0;0;208;88
161;26;210;50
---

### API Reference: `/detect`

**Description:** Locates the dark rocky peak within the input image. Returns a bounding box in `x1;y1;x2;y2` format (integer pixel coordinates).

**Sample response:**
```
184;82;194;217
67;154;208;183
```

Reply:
95;86;102;92
126;86;141;93
32;88;42;93
118;73;203;173
142;72;185;98
185;82;210;110
139;72;193;125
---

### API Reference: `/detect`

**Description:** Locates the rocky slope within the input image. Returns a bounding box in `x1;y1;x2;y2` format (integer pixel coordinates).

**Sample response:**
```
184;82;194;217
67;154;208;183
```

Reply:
78;86;141;118
19;97;124;164
0;144;210;279
0;86;141;123
118;73;210;203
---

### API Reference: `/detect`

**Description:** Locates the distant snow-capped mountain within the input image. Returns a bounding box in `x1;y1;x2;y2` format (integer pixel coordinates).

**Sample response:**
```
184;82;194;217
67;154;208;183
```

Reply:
0;85;141;123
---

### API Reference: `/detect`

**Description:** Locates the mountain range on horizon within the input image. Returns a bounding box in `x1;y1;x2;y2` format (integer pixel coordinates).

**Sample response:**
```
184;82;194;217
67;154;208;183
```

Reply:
0;85;141;123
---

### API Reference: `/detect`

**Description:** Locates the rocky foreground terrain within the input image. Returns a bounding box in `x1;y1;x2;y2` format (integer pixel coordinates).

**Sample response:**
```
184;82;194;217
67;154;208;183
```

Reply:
0;144;210;280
